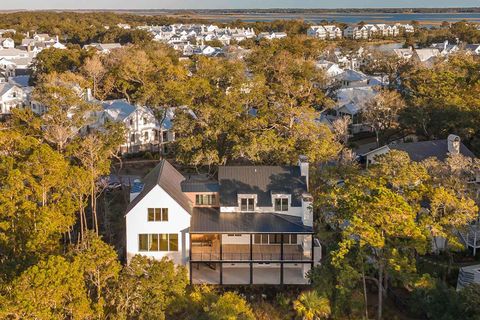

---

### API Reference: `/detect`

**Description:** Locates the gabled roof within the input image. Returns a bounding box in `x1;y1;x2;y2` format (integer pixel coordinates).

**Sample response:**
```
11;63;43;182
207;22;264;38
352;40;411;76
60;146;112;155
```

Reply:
126;160;192;215
390;140;475;162
191;207;313;233
414;49;440;62
0;83;17;97
218;166;307;207
102;100;136;121
337;69;369;82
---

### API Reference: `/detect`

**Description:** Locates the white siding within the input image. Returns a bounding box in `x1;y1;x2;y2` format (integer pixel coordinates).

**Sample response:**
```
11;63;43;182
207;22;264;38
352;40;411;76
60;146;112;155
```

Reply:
126;185;191;265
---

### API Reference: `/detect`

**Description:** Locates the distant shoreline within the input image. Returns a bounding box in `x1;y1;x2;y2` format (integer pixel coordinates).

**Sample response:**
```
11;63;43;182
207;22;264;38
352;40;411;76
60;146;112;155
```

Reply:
2;8;480;14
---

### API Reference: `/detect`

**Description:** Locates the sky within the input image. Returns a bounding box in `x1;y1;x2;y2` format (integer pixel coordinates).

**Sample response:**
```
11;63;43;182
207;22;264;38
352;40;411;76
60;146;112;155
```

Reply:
2;0;480;10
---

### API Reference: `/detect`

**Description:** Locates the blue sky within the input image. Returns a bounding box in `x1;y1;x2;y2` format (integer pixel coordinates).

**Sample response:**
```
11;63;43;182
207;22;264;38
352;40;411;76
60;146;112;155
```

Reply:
2;0;480;10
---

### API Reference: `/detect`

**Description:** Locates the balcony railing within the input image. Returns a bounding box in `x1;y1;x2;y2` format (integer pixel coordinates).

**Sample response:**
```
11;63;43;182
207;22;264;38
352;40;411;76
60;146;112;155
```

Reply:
191;244;311;262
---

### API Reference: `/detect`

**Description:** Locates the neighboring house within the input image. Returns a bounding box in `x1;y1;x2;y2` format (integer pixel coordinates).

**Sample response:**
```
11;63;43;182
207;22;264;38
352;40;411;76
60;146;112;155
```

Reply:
258;32;287;40
98;100;175;154
430;40;459;56
125;159;321;285
457;264;480;290
307;26;327;39
84;43;122;54
0;82;26;116
334;69;380;88
308;25;342;39
465;44;480;55
323;25;343;39
316;60;344;79
357;134;475;167
1;38;15;49
393;47;414;60
412;48;440;66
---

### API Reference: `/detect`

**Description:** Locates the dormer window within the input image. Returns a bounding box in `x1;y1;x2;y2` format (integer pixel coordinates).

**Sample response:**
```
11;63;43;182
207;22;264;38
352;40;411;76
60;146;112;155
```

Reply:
274;198;288;212
240;197;254;211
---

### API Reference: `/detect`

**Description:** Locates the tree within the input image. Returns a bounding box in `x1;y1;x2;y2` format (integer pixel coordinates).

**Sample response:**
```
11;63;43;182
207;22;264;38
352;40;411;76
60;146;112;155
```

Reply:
293;290;331;320
399;54;480;152
82;55;106;99
362;89;406;147
71;232;121;316
208;292;255;320
32;47;93;82
0;130;78;278
69;125;124;234
1;255;93;319
323;151;429;320
30;72;99;151
106;255;188;320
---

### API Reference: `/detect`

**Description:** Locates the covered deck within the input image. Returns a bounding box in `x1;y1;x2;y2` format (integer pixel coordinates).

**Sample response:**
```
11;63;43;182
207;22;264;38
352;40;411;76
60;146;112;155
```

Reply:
189;208;317;285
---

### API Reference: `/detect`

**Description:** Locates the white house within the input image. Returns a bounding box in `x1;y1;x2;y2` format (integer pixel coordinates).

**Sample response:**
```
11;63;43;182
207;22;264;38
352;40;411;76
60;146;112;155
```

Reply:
0;83;26;116
465;44;480;55
307;26;327;39
126;159;321;285
97;100;175;154
1;38;15;49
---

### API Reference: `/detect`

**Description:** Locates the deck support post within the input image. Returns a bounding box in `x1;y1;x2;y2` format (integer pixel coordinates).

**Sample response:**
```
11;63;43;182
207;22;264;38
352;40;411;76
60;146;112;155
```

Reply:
474;232;477;256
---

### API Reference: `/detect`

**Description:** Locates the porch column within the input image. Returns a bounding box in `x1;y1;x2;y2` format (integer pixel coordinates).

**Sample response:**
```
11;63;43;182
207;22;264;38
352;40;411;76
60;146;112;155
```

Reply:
310;234;315;275
280;234;284;285
250;234;253;284
189;234;192;284
220;234;223;284
220;234;223;261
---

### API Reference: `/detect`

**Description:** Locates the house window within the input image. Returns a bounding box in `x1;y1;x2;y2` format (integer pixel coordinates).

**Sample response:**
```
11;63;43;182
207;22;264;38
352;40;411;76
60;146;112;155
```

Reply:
274;198;288;212
129;119;133;126
130;134;135;143
138;233;178;251
144;131;149;140
240;198;254;211
196;194;216;205
143;117;148;125
162;131;168;142
253;234;297;244
147;208;168;222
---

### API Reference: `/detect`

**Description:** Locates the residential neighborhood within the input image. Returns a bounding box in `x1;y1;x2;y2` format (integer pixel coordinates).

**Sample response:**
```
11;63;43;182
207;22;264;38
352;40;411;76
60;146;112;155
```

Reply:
1;7;480;320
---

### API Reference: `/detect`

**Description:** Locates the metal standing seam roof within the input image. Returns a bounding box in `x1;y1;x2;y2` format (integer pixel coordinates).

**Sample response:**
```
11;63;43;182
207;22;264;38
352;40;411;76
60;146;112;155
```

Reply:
125;160;192;215
390;140;475;162
190;207;313;233
218;166;307;207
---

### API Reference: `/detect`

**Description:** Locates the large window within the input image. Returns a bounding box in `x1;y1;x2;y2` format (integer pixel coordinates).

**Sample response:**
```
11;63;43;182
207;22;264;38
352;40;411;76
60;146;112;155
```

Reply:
240;198;255;211
138;234;178;252
274;198;288;211
254;234;298;245
196;194;216;205
148;208;168;222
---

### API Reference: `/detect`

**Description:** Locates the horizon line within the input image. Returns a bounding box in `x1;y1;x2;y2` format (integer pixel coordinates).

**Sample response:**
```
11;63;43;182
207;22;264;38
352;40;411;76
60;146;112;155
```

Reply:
2;7;480;11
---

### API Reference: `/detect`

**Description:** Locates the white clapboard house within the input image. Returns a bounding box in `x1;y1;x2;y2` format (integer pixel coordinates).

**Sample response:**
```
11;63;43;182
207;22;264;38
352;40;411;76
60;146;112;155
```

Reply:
125;158;321;285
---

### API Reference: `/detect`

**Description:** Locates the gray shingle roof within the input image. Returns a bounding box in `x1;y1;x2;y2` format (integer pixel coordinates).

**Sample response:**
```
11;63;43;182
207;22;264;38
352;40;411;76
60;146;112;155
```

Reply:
218;166;307;207
390;140;475;162
126;160;192;215
191;207;313;233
